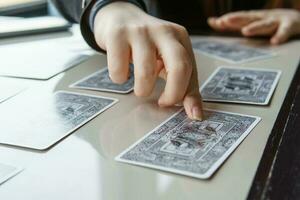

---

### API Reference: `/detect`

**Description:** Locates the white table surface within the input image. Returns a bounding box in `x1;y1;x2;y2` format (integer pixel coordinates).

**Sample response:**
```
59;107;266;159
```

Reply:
0;29;299;200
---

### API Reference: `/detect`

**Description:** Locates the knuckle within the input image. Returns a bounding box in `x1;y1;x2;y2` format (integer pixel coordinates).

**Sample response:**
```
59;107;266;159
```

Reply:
173;62;192;76
282;24;292;32
138;67;156;80
135;74;154;88
165;95;182;105
129;24;148;34
108;67;127;84
174;24;189;37
157;23;171;30
265;19;276;27
156;23;175;35
134;89;150;97
110;24;126;37
134;82;153;97
172;48;193;75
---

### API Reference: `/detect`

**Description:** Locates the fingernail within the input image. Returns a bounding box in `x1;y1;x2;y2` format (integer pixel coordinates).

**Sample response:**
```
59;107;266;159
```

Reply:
192;106;203;121
242;28;249;34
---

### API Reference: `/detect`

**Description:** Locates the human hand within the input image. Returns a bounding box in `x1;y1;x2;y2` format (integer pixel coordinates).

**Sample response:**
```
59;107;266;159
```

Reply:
94;2;203;120
208;9;300;45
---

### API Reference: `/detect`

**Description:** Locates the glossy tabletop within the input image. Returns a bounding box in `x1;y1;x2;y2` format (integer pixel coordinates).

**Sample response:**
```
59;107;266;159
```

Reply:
0;31;299;200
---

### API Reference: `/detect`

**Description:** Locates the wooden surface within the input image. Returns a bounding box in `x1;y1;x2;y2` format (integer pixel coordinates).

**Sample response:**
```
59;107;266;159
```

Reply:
248;60;300;199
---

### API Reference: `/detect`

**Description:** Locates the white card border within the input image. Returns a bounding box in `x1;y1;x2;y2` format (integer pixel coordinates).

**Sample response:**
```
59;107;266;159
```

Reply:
0;90;119;150
70;67;134;94
38;90;119;150
200;66;282;105
115;108;261;179
0;86;26;104
0;163;23;185
193;40;277;64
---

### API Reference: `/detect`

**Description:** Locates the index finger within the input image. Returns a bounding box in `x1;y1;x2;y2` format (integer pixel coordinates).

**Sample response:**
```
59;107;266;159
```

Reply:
156;38;192;106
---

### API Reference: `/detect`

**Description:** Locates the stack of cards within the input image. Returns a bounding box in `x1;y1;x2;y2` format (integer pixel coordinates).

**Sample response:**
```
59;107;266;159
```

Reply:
70;65;134;94
193;40;275;63
116;109;260;179
201;67;281;105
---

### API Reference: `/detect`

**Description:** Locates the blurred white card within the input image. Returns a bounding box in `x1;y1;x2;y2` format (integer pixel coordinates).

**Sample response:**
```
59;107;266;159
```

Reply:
0;79;24;103
0;162;22;185
0;16;21;22
193;40;275;64
0;35;93;80
0;16;71;38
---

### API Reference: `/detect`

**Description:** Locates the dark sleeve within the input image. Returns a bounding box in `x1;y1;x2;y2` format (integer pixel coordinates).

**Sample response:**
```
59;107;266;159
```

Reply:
51;0;147;53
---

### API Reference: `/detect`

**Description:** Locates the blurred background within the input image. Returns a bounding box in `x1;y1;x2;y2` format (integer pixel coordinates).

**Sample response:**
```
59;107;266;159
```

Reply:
0;0;94;81
0;0;59;17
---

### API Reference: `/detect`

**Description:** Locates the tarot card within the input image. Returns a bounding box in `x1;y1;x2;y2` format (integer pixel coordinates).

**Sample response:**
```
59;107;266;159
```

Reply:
0;162;22;185
192;40;275;63
0;91;118;150
71;65;134;94
200;67;281;105
116;109;260;179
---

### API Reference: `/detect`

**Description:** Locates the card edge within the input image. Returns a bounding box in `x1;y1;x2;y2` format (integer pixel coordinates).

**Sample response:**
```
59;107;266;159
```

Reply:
0;164;23;185
193;40;276;64
69;67;134;94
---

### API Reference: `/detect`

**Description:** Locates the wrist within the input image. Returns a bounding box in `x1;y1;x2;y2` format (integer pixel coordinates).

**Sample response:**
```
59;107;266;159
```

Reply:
90;1;147;33
93;1;147;37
